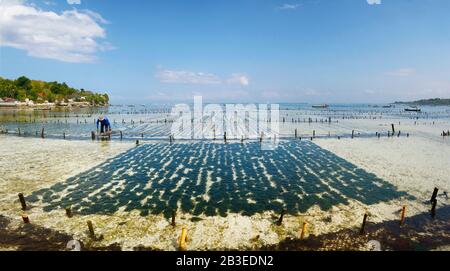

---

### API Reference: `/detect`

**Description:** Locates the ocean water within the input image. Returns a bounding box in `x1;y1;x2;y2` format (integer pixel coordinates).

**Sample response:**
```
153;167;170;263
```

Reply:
1;103;450;140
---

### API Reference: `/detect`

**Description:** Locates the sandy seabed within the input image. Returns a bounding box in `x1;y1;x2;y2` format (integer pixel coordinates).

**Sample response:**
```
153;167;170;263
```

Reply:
1;117;450;250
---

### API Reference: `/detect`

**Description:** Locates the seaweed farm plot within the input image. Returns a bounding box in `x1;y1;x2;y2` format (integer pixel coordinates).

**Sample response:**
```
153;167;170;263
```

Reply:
28;141;411;218
0;116;174;140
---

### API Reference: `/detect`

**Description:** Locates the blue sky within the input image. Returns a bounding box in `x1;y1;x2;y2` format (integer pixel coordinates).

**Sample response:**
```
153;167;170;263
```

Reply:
1;0;450;103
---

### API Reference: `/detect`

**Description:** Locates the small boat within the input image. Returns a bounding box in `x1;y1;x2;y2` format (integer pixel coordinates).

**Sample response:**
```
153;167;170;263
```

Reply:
312;104;329;109
405;107;421;112
383;105;393;108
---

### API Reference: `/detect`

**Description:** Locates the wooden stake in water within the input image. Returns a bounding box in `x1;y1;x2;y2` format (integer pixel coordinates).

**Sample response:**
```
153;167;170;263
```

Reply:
91;131;96;141
431;199;437;218
430;187;439;203
300;222;308;240
277;209;286;226
18;193;27;210
171;210;176;227
179;227;188;251
66;206;73;218
22;213;30;224
41;127;45;138
400;206;406;226
360;214;368;235
87;220;95;239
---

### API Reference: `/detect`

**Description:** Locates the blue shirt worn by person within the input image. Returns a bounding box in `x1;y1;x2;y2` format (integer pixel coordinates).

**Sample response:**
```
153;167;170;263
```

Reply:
97;117;111;130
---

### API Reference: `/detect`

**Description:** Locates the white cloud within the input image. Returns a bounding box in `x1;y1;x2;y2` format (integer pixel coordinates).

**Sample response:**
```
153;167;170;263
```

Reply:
0;0;110;63
227;73;249;86
156;69;250;86
277;3;300;10
386;68;416;77
67;0;81;5
367;0;381;5
81;9;109;24
156;69;222;85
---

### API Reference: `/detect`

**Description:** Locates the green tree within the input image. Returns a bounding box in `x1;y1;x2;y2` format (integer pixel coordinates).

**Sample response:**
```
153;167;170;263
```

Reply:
16;89;27;101
15;76;32;90
0;76;109;105
0;79;18;98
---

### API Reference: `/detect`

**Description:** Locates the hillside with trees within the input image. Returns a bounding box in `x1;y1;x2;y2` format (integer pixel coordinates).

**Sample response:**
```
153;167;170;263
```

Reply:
0;76;109;106
394;98;450;106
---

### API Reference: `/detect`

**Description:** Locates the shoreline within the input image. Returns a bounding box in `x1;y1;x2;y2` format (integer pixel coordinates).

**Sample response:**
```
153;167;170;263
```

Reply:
2;205;449;251
0;104;109;110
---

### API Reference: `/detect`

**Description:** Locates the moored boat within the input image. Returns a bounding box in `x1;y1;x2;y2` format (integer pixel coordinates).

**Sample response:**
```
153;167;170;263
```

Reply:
405;107;421;112
312;104;329;109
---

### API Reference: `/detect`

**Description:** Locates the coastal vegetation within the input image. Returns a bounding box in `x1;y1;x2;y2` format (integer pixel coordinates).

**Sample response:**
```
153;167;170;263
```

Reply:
395;98;450;106
0;76;109;106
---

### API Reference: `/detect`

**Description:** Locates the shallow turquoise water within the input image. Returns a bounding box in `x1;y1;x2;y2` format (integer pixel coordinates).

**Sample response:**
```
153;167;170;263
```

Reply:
28;141;411;218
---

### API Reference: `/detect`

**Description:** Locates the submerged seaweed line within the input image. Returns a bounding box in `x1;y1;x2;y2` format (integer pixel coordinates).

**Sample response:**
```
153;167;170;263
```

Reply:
27;141;412;218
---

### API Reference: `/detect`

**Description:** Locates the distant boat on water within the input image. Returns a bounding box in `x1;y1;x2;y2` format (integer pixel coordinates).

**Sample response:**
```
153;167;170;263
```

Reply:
312;104;329;109
405;107;422;112
383;105;394;108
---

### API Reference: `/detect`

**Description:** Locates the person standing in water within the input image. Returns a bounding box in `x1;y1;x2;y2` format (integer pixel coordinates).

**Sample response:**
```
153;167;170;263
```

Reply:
97;116;111;134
